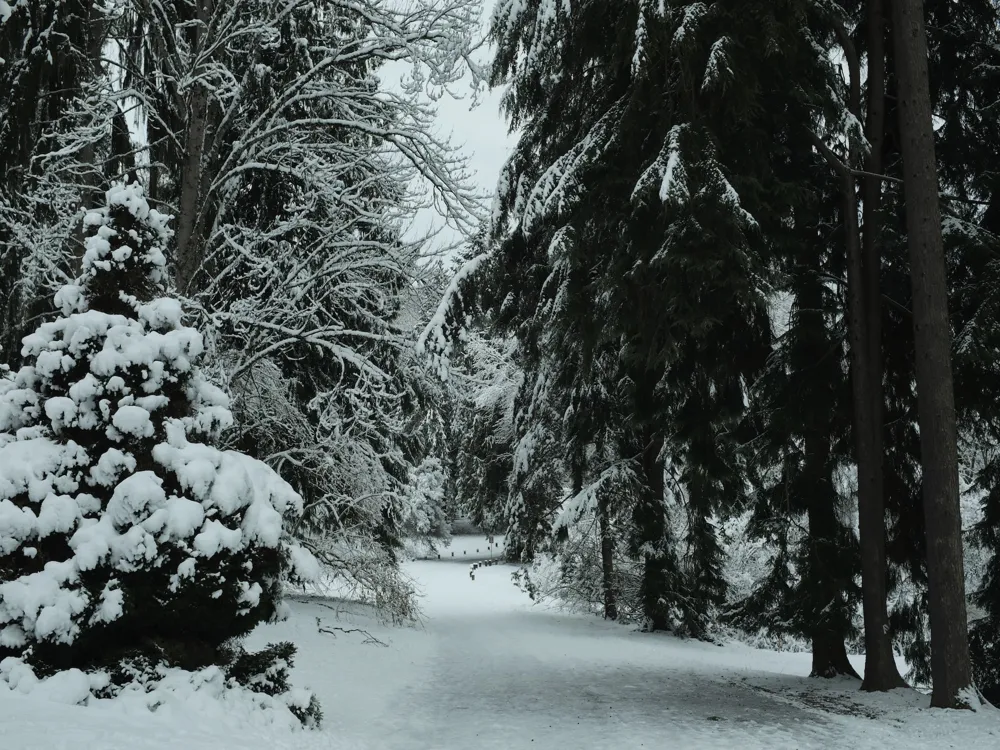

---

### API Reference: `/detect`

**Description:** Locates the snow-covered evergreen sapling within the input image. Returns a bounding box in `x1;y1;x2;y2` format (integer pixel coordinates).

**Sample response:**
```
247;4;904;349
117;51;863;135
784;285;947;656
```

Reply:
0;184;320;723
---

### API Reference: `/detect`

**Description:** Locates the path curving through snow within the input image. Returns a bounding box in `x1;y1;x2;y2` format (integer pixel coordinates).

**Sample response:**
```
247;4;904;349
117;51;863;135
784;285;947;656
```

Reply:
257;538;1000;750
5;536;999;749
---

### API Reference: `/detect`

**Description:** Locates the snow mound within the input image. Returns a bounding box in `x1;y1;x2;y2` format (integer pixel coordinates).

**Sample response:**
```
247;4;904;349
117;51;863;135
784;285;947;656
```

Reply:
0;658;311;732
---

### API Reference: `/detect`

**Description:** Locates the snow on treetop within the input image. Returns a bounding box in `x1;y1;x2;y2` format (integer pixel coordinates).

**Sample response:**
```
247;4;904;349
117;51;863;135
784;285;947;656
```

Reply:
80;183;171;289
85;183;172;240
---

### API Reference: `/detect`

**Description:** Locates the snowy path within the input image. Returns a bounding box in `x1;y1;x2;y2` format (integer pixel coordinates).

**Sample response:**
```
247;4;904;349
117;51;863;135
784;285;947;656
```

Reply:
5;537;1000;748
367;567;834;749
259;540;1000;750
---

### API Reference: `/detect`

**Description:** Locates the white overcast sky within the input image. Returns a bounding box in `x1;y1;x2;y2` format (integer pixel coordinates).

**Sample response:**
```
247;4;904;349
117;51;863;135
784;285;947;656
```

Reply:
385;3;518;263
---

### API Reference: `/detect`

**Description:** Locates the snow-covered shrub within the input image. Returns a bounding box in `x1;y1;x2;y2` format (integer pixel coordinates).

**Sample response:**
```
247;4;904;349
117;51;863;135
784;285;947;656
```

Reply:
220;355;422;624
222;640;322;726
511;506;644;623
0;655;317;731
0;184;319;719
399;457;450;547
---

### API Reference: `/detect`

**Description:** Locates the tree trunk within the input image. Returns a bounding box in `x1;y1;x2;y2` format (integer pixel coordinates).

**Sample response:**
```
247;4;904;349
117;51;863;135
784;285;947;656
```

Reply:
812;631;860;680
598;489;619;621
891;0;975;709
175;0;215;294
829;17;907;692
805;432;861;680
629;368;670;632
637;424;669;631
71;4;111;268
862;0;887;418
574;445;619;622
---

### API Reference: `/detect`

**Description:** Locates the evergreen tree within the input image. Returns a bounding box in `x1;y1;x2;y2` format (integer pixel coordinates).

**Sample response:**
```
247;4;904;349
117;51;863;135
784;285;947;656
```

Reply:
891;0;975;708
487;0;844;635
736;198;862;677
829;0;1000;694
0;185;318;720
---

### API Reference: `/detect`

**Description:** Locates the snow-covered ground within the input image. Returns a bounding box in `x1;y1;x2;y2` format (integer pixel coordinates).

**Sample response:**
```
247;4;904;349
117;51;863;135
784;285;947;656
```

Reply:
4;535;999;749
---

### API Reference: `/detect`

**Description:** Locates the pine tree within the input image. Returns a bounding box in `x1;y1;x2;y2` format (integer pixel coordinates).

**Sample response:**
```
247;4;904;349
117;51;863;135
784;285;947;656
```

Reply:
827;0;1000;695
487;0;847;635
0;185;318;716
922;0;1000;706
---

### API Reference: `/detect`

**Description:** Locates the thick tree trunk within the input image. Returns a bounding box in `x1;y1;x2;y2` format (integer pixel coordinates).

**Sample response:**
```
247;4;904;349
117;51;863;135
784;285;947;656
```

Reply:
108;106;135;183
891;0;975;709
598;489;619;621
811;631;860;680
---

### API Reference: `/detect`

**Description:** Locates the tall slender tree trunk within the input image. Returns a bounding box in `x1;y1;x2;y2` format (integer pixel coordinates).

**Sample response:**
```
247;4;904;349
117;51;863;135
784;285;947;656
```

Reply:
175;0;215;294
826;18;906;691
637;426;668;631
71;4;111;268
573;444;619;621
598;487;619;621
862;0;887;469
891;0;975;709
630;370;670;631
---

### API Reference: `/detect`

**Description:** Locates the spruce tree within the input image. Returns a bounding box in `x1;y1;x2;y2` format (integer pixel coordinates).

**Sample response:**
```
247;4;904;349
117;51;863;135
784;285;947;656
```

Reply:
487;0;847;635
0;185;318;715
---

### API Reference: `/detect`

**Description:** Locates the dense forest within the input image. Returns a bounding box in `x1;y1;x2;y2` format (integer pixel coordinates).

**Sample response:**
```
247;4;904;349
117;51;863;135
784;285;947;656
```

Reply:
427;0;1000;710
2;0;1000;739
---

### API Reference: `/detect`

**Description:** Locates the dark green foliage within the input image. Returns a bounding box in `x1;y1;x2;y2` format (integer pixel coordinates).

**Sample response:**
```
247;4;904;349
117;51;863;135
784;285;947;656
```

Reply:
487;0;846;634
734;248;862;667
224;641;323;726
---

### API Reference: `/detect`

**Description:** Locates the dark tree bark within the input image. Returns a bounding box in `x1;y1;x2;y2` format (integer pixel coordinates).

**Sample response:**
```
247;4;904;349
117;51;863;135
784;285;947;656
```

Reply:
175;0;215;294
625;367;672;632
634;425;669;631
891;0;975;709
812;631;860;680
862;0;887;426
570;450;618;620
806;434;861;680
598;489;619;621
823;16;906;691
108;106;136;183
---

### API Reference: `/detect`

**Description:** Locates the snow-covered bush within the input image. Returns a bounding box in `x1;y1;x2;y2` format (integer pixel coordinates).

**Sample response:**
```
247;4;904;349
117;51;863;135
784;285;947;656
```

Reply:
0;184;319;722
399;457;450;546
0;655;317;731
